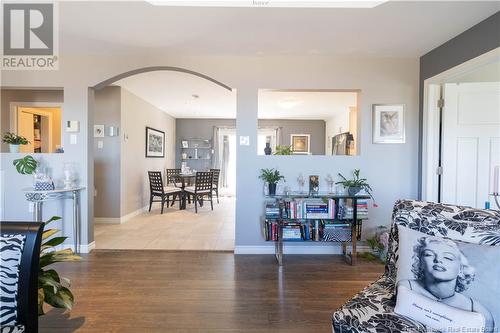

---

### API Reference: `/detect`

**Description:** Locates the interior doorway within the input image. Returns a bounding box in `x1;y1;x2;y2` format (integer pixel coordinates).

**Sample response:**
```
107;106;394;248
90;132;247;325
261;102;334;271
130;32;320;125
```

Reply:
422;48;500;209
89;67;237;251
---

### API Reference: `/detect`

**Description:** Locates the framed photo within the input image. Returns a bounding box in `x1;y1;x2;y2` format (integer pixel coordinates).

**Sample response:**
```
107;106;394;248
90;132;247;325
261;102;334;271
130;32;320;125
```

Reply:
291;134;310;154
145;127;165;158
93;124;104;138
372;104;405;143
181;140;189;148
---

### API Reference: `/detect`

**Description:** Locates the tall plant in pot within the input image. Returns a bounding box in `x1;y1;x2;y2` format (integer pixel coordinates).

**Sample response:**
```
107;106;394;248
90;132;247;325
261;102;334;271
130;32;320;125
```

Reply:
336;169;375;200
2;132;29;153
259;168;285;196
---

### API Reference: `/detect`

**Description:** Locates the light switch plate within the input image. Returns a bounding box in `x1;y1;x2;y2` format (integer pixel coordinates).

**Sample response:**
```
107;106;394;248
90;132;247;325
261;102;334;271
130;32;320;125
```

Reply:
70;134;77;145
239;136;250;146
97;141;103;149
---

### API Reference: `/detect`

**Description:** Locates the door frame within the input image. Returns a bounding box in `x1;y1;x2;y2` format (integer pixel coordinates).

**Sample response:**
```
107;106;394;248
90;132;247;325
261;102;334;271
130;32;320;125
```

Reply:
421;47;500;202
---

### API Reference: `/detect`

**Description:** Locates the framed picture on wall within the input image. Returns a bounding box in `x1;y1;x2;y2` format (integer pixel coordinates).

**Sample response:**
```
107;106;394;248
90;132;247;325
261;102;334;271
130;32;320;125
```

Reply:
291;134;310;154
145;126;165;158
372;104;405;143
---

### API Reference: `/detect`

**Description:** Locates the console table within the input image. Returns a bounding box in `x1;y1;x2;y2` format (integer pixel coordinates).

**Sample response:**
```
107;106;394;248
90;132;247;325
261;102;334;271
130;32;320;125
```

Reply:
264;192;370;266
23;187;85;254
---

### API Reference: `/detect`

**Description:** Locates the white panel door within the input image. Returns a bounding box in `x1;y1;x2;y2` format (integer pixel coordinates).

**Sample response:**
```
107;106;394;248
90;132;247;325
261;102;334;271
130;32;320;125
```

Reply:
442;82;500;208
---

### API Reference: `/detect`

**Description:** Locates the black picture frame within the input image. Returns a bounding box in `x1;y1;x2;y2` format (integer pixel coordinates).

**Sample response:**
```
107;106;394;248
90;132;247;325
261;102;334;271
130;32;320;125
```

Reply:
145;126;165;158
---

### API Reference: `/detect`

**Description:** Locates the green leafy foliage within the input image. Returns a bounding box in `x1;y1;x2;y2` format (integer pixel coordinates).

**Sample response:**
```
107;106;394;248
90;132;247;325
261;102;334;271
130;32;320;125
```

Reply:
259;168;285;184
274;145;293;155
2;132;29;145
38;216;82;316
13;155;38;175
336;169;374;200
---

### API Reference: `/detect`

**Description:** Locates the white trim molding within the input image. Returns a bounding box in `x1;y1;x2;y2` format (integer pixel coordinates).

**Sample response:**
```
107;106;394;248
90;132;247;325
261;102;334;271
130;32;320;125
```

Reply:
57;241;95;254
94;205;149;224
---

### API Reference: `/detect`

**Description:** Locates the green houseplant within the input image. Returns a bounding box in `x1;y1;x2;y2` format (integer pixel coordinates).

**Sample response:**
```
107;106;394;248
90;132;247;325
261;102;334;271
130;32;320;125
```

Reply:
336;169;374;199
3;132;29;153
259;168;285;196
13;155;38;175
274;145;293;155
39;216;81;315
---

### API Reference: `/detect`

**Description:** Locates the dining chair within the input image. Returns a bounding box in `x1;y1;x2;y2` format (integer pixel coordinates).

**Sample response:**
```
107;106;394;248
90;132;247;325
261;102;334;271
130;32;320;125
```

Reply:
166;168;182;187
184;171;213;213
148;171;183;214
210;168;221;203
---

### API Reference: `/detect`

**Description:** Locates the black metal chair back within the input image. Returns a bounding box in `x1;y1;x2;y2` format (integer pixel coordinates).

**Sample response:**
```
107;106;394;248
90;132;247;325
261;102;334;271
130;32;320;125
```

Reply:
148;171;164;196
194;171;213;193
166;168;181;185
0;222;44;333
210;168;220;187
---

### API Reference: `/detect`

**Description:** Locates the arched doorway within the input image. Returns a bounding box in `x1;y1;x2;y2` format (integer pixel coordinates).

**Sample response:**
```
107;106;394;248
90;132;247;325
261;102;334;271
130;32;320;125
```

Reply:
89;66;236;251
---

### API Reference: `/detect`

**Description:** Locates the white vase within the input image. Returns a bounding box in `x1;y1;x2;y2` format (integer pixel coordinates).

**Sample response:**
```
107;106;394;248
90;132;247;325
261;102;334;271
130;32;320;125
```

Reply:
9;144;20;153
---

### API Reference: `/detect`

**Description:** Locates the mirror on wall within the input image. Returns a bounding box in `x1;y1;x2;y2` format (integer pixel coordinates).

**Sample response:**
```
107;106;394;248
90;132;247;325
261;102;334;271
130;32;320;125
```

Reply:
1;88;64;153
257;89;359;156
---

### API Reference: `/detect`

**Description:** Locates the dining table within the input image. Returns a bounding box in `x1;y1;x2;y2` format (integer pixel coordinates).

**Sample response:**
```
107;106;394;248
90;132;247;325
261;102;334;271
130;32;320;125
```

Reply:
176;173;196;209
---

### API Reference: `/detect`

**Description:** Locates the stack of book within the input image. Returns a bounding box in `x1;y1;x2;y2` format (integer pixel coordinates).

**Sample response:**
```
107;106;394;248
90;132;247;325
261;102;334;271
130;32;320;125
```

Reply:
284;198;336;219
265;201;281;219
343;199;369;219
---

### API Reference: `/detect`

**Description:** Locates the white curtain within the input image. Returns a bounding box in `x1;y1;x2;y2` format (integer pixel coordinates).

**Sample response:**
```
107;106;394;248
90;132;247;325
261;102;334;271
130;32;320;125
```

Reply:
213;127;236;196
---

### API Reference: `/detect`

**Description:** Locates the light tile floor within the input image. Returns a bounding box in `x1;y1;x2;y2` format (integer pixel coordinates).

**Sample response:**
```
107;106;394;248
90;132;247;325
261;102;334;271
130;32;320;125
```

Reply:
94;197;235;251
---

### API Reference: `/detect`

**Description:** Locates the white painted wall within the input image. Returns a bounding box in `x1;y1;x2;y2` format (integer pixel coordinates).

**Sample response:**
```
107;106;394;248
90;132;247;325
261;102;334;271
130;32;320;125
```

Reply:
1;53;419;252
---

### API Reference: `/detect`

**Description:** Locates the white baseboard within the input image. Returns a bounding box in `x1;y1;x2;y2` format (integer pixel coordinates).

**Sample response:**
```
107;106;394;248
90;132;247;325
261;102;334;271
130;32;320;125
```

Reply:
234;244;370;255
55;241;95;254
94;205;149;224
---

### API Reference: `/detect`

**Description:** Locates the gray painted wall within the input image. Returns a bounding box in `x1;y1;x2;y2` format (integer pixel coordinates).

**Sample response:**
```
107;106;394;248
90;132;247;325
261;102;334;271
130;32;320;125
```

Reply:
176;118;325;166
175;118;236;169
418;11;500;197
120;88;176;216
259;119;326;155
1;89;64;152
93;86;121;218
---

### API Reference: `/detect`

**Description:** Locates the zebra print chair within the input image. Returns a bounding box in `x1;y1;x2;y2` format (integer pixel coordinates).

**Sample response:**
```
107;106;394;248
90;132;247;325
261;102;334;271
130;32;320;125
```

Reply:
332;200;500;333
1;222;44;333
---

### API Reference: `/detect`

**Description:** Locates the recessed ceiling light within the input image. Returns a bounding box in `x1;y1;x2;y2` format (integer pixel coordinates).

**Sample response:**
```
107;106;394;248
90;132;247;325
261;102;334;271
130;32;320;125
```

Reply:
278;98;301;109
146;0;389;8
192;94;200;99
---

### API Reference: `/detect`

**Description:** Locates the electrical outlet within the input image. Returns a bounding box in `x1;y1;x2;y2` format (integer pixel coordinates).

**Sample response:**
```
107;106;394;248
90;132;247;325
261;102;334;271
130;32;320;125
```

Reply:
98;141;103;149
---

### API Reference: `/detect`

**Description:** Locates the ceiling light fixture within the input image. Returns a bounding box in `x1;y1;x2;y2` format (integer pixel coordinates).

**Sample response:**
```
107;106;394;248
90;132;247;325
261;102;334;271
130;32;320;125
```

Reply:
278;99;301;109
146;0;389;8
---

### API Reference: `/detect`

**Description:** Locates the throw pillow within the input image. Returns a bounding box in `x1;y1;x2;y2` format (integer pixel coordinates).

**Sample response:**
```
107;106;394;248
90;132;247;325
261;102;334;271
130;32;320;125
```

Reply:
0;234;26;326
394;225;499;333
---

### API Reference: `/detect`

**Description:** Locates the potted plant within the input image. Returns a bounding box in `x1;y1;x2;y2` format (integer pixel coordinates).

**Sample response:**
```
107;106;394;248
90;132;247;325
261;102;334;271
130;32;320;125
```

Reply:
336;169;374;199
259;168;285;196
39;216;81;315
274;145;292;155
3;132;29;153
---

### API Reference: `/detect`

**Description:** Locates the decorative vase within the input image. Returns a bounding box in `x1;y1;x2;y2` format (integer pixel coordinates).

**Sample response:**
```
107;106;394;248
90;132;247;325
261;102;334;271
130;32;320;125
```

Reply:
348;186;362;196
9;144;20;153
264;143;272;155
268;183;277;196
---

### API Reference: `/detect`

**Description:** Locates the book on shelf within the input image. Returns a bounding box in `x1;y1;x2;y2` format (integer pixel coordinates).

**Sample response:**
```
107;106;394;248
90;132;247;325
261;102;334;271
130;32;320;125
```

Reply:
283;198;336;220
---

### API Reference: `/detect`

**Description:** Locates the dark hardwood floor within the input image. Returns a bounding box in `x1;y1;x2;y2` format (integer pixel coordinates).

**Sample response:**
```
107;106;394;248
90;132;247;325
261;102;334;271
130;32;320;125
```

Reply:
39;251;384;333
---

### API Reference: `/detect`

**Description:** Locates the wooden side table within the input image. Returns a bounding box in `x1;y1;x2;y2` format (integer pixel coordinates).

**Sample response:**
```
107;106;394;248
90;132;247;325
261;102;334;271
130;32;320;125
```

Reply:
22;187;85;254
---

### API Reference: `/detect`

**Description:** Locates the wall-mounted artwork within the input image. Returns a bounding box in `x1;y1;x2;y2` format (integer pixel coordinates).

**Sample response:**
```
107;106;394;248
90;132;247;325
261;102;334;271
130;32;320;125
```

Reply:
145;126;165;158
372;104;405;143
291;134;310;154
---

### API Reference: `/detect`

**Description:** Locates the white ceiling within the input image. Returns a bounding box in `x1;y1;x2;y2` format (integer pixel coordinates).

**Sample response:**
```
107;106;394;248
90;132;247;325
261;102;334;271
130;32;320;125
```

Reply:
59;1;499;57
258;90;358;119
114;71;237;118
115;71;358;119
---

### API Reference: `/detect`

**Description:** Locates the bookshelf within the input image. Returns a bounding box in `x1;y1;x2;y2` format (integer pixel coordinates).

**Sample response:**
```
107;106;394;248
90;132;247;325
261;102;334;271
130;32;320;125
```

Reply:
180;138;213;171
263;192;370;266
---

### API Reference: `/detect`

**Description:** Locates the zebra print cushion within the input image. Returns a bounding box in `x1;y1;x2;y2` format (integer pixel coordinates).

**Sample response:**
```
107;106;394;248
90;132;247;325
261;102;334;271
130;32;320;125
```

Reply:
0;325;25;333
0;235;26;327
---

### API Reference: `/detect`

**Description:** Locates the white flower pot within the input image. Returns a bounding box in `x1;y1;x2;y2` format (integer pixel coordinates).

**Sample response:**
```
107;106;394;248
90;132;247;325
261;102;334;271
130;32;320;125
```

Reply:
9;144;20;153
